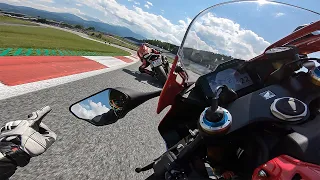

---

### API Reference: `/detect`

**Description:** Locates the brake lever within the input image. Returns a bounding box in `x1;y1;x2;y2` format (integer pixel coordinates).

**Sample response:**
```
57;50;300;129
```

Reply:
135;162;155;173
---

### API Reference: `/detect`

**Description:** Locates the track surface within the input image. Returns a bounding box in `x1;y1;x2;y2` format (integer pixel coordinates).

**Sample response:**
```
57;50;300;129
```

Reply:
0;62;168;180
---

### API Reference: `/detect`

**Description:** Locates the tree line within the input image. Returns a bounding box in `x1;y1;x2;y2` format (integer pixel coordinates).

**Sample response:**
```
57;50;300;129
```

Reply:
34;17;95;31
143;39;179;54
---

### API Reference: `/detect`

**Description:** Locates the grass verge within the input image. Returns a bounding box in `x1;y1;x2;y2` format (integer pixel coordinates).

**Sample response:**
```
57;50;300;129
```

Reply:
0;48;122;56
0;25;130;56
90;33;139;51
0;15;38;26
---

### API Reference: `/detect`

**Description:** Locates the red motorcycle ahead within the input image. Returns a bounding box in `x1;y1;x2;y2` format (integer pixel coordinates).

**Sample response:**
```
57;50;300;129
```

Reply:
70;1;320;179
137;44;170;84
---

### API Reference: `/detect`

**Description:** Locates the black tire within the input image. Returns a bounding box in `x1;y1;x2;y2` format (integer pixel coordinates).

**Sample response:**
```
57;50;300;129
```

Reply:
154;66;168;84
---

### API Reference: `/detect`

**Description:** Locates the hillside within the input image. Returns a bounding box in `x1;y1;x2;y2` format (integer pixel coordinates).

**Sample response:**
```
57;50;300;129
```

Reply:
0;3;145;39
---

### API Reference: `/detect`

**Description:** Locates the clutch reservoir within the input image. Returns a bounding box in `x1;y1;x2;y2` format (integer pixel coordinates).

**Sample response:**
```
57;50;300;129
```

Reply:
310;66;320;86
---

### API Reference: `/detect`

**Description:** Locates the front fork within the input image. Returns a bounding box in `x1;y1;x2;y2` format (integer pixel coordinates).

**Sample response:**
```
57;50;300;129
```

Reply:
163;60;170;74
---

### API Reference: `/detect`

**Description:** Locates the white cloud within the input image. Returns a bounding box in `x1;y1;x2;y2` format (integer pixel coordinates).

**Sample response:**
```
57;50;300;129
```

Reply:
38;0;54;3
128;0;140;5
144;4;150;9
184;30;217;53
76;3;83;7
184;13;270;60
0;0;85;16
146;1;153;6
274;12;285;17
71;100;110;119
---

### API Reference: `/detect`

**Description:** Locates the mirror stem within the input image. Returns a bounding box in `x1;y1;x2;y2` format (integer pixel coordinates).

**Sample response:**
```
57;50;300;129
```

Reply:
129;90;161;109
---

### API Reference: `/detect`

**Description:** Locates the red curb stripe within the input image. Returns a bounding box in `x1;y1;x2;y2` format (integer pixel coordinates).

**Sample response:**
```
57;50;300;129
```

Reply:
114;56;134;63
0;56;107;86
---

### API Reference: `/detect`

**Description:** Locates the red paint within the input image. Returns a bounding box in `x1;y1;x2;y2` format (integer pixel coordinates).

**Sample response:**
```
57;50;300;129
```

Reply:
0;56;107;86
291;35;320;54
114;56;134;63
157;55;185;114
266;21;320;51
250;20;320;62
252;155;320;180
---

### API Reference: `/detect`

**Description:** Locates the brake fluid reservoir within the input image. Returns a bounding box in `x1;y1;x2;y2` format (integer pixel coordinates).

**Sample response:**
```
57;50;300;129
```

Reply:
310;66;320;86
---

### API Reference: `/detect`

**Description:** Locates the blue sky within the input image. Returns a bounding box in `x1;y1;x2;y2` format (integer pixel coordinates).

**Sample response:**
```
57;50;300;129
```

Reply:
118;0;320;24
2;0;319;59
71;89;111;119
80;90;111;110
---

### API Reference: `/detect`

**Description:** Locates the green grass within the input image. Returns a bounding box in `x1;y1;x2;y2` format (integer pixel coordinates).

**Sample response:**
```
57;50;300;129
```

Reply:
0;25;130;56
0;15;37;26
0;48;116;56
90;33;139;51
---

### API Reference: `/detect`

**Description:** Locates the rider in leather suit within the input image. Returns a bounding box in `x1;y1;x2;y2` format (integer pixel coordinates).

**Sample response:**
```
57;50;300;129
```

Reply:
137;43;161;76
0;106;56;179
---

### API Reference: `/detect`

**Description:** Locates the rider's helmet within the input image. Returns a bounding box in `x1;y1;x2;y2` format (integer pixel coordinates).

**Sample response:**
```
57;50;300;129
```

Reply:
143;43;150;47
109;90;127;111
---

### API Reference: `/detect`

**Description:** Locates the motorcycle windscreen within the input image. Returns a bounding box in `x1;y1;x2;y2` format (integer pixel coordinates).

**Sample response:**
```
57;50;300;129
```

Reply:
176;1;320;80
157;1;320;113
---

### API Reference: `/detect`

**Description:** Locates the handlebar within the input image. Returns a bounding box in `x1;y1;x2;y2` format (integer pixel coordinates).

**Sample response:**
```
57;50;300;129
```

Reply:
176;134;203;163
151;133;203;179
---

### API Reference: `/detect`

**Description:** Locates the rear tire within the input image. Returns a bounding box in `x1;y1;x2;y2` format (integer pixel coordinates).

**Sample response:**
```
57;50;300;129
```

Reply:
154;66;168;84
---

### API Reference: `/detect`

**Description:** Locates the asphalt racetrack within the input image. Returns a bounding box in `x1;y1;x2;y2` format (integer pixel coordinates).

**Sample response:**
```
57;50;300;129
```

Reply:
0;62;168;180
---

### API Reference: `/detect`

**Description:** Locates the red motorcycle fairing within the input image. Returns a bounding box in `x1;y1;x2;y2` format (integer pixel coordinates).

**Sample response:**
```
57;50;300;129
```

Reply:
252;155;320;180
251;21;320;62
156;56;185;114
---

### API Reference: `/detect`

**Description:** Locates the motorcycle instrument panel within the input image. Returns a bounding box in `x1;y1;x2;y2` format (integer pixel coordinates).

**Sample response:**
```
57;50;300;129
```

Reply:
195;59;260;102
206;68;253;92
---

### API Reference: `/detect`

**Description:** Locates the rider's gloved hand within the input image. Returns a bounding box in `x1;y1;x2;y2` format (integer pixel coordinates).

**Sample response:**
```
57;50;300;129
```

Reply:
0;106;57;168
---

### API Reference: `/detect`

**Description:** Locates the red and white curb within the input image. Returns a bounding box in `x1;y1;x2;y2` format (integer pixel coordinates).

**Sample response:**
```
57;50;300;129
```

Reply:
0;55;139;100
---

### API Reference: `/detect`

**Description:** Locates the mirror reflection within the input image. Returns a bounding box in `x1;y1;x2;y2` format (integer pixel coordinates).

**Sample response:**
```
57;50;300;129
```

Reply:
109;89;128;116
70;88;129;124
71;89;112;120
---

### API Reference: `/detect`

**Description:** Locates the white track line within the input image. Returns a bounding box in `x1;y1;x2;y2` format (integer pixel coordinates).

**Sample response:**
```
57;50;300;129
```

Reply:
0;57;138;100
84;56;127;67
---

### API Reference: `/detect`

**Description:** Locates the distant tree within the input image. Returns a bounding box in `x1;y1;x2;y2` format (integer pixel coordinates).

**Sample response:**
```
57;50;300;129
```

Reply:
75;24;84;29
86;26;95;31
37;18;47;23
60;23;72;28
91;32;95;36
144;39;180;54
97;34;102;38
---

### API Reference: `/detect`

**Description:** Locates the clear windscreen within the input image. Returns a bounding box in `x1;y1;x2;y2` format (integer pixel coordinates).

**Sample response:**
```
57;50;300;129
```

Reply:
178;0;320;78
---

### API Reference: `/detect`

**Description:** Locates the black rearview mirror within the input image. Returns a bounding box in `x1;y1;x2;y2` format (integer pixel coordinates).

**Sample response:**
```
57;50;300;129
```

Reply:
69;87;161;126
70;88;129;126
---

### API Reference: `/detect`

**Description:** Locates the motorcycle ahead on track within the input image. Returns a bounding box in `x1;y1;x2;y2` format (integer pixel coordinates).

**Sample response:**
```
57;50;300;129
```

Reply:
137;44;170;84
70;1;320;179
146;53;170;84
